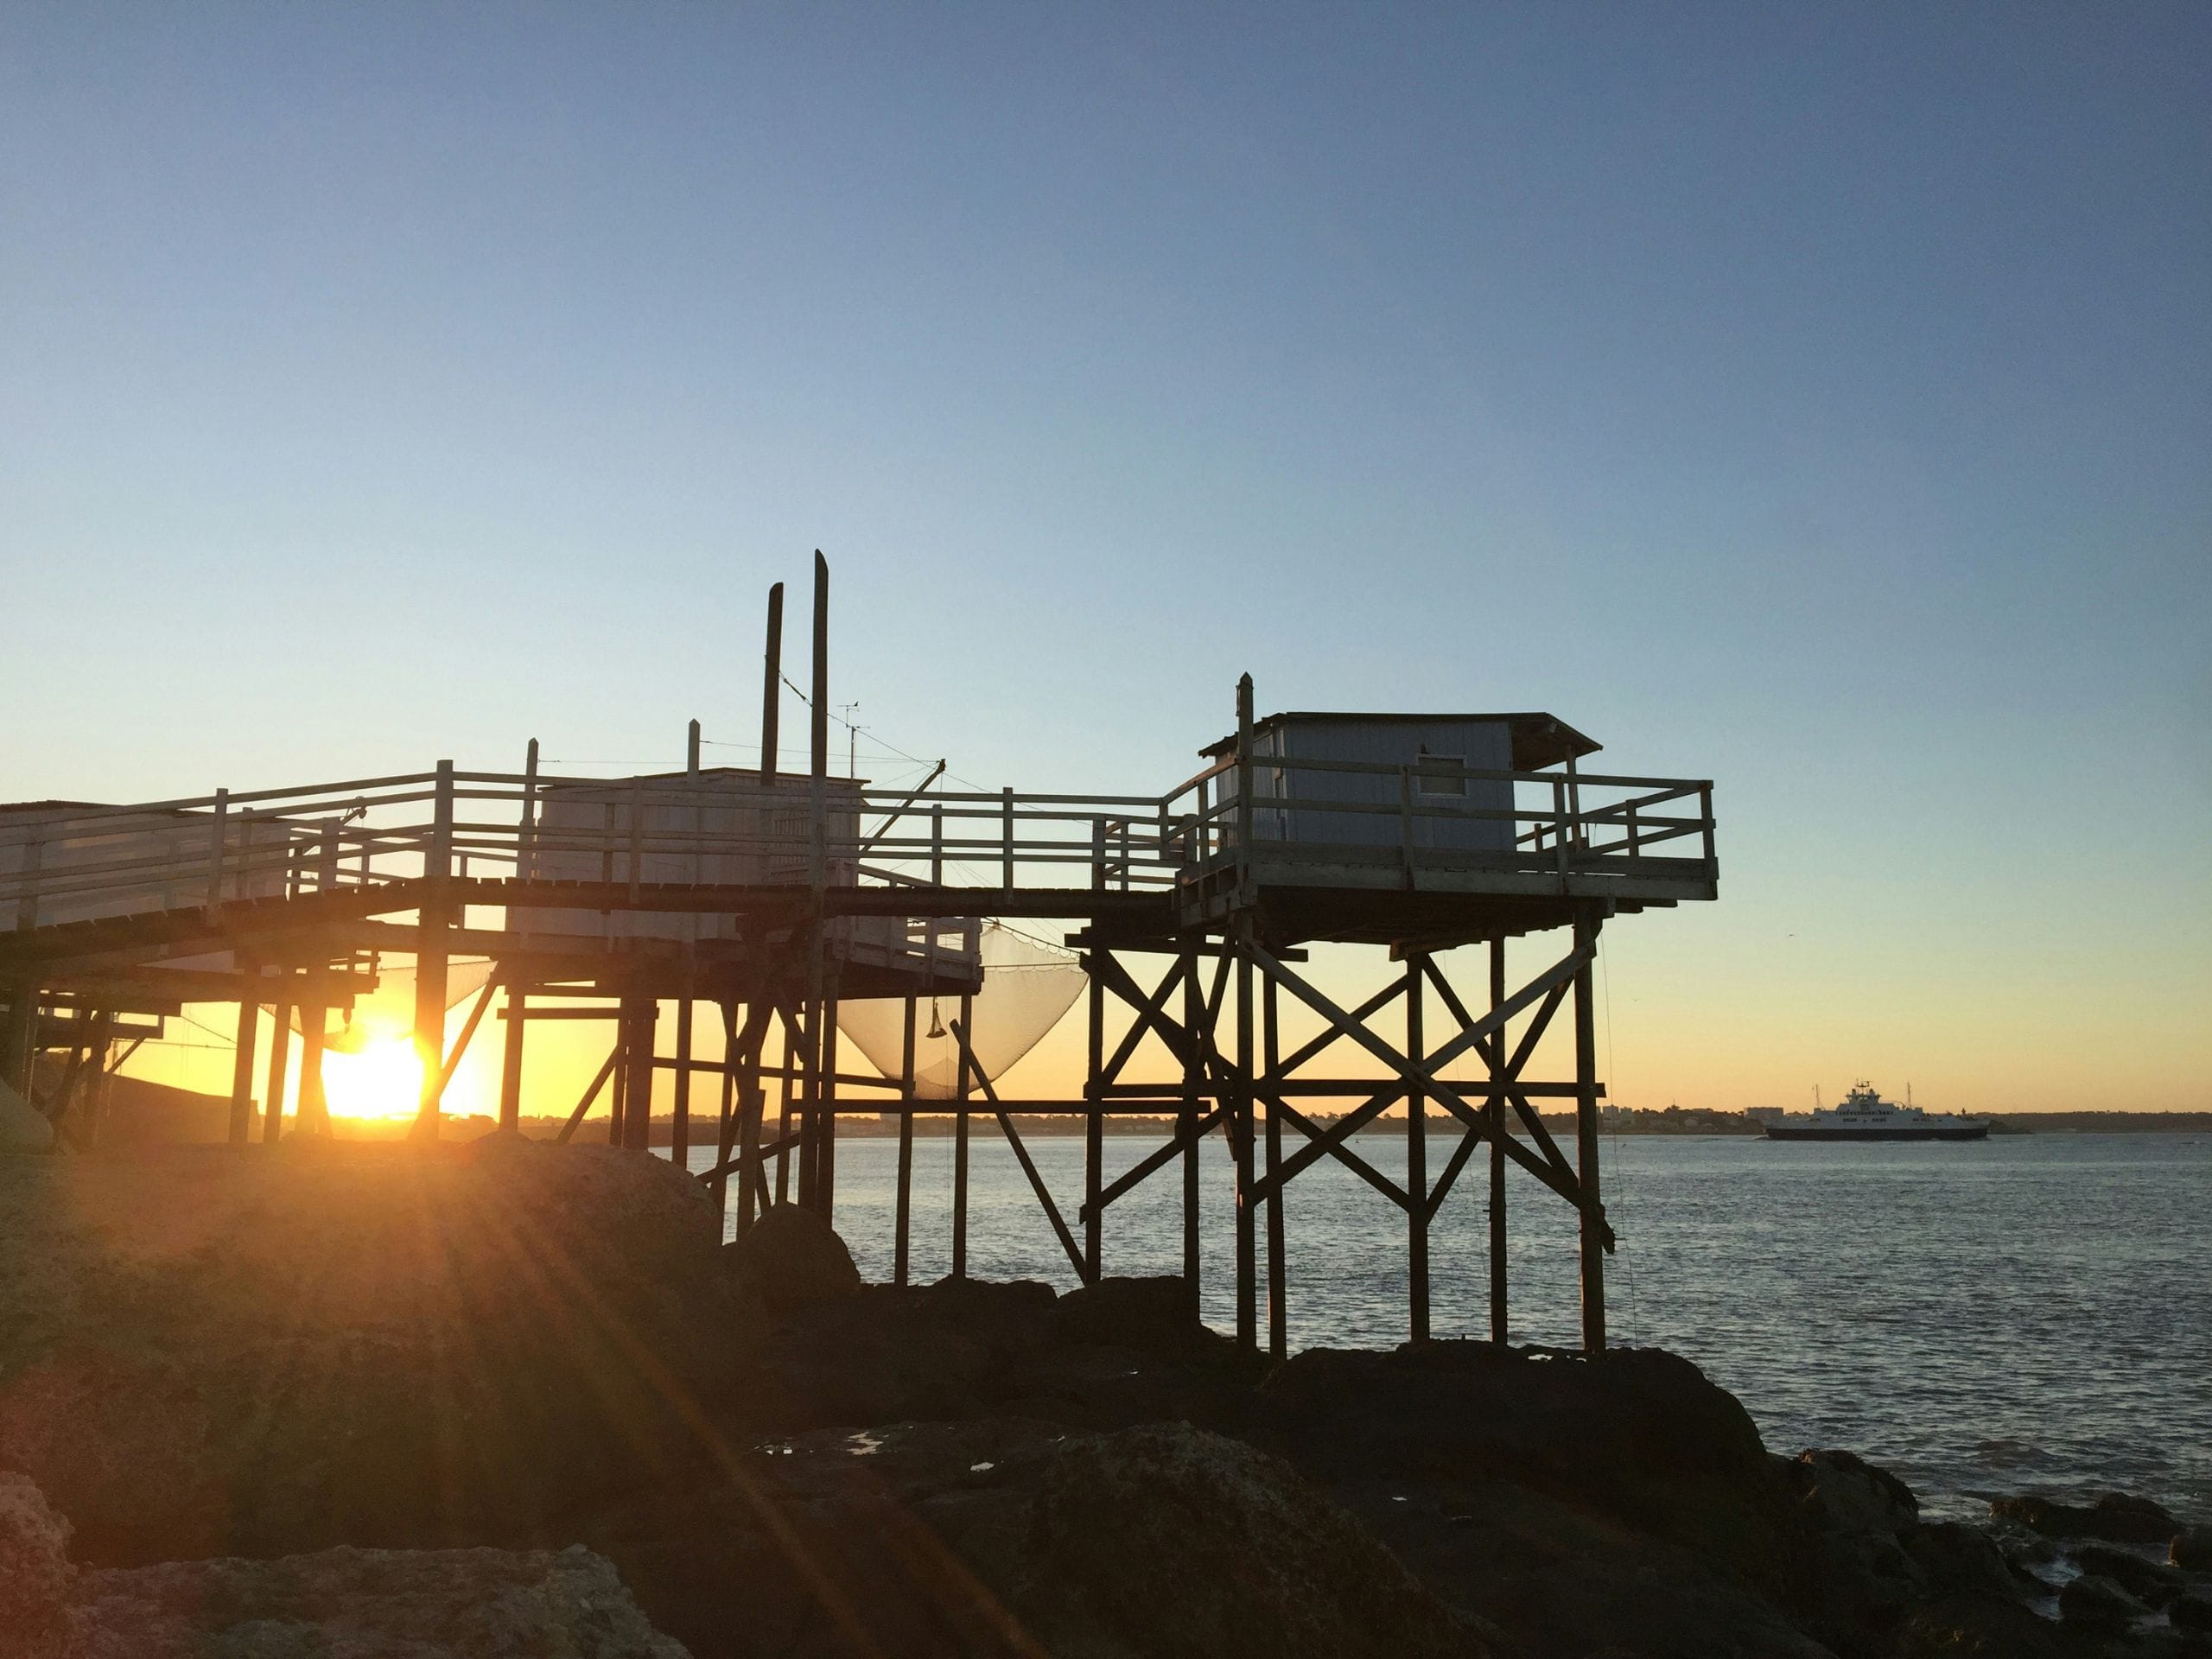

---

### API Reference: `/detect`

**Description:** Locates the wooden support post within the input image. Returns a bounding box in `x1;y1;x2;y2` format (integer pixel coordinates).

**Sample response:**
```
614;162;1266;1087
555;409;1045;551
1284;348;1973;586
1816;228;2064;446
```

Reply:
412;759;454;1140
895;995;916;1287
774;1015;793;1205
1264;972;1286;1362
673;995;694;1167
1234;930;1257;1355
1084;950;1105;1281
297;1004;327;1138
1406;953;1428;1341
1179;943;1202;1316
226;967;259;1147
1574;908;1606;1356
714;1001;738;1219
0;987;33;1101
262;985;292;1145
624;995;657;1152
952;988;973;1280
499;982;527;1133
819;987;839;1222
1489;936;1509;1344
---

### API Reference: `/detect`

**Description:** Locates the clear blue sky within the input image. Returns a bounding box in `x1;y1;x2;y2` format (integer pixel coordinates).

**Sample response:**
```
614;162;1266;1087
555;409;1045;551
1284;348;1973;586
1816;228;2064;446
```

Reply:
3;3;2206;1109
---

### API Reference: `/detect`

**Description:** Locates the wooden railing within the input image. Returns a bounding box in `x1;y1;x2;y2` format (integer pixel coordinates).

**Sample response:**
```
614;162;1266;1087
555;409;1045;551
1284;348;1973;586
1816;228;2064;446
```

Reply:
0;749;1716;937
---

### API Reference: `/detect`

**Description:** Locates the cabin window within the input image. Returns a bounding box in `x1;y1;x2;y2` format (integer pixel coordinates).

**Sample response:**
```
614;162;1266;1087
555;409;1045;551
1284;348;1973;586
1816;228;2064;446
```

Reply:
1414;747;1466;798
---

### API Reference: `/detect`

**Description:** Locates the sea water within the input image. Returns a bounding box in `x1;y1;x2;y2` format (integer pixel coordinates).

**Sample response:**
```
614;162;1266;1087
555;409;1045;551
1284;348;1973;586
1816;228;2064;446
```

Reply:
693;1130;2212;1521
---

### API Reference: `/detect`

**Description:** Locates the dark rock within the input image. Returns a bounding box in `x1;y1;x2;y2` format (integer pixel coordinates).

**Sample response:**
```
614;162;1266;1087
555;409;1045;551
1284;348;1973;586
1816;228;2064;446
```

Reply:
754;1279;1054;1427
1255;1343;1772;1545
2176;1527;2212;1572
1338;1473;1837;1658
1890;1595;2065;1658
0;1472;84;1659
581;1416;1485;1659
2172;1592;2212;1634
2059;1571;2148;1630
1906;1522;2018;1604
1007;1422;1490;1658
72;1541;689;1657
1993;1490;2183;1544
725;1202;861;1314
2075;1541;2183;1606
1793;1448;1919;1535
1047;1274;1222;1357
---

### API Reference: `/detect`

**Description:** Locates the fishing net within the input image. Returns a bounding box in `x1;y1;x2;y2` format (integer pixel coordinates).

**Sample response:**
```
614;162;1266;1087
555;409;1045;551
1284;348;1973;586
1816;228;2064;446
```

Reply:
283;957;497;1053
836;922;1085;1098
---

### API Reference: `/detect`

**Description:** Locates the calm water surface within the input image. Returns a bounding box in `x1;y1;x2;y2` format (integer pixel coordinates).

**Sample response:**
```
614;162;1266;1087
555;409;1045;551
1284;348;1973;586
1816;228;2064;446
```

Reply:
694;1131;2212;1522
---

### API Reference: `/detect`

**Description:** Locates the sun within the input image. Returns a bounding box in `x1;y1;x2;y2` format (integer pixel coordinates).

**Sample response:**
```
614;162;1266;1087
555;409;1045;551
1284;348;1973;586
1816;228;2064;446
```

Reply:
319;1034;426;1121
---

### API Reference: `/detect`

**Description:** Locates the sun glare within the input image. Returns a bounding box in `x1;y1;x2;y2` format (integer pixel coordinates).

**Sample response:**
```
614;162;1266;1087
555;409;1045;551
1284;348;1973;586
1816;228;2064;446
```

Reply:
320;1035;426;1120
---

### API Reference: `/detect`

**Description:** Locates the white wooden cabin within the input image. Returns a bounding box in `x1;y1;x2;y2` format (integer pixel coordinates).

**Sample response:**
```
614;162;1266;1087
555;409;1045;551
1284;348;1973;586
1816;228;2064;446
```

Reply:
509;769;976;980
1201;712;1599;855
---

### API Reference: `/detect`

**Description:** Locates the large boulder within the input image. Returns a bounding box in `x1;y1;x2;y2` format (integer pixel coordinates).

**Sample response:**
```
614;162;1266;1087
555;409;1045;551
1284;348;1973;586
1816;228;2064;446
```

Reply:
2174;1526;2212;1571
1990;1490;2182;1544
0;1472;83;1659
726;1203;861;1315
753;1278;1055;1427
73;1541;690;1657
2074;1541;2184;1607
0;1078;53;1154
1890;1595;2064;1659
2058;1571;2148;1631
578;1416;1486;1659
1047;1275;1221;1357
1007;1422;1490;1658
1252;1343;1778;1564
0;1139;747;1562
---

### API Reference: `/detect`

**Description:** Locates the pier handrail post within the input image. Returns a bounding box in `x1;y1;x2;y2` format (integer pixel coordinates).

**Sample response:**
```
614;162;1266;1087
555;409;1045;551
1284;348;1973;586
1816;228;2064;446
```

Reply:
204;789;228;914
1235;673;1255;897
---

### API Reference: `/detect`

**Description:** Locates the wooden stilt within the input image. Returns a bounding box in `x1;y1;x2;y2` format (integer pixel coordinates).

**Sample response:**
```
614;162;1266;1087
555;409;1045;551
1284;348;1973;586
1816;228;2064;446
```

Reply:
1573;908;1606;1356
262;986;291;1145
895;995;916;1286
952;988;973;1280
1489;936;1509;1344
819;987;839;1223
773;1013;794;1205
1;983;36;1099
1234;931;1257;1354
673;995;694;1167
1179;944;1201;1316
498;982;526;1134
714;1001;738;1220
412;759;454;1141
297;1004;330;1135
1406;952;1428;1341
227;968;259;1147
1084;951;1104;1281
1264;973;1286;1362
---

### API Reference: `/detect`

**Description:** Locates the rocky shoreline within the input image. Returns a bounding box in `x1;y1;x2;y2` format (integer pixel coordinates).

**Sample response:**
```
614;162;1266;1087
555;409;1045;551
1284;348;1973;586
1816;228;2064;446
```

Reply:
2;1138;2204;1657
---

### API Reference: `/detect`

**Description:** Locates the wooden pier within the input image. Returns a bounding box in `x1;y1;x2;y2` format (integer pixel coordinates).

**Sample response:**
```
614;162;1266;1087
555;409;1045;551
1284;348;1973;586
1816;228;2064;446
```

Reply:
0;554;1719;1357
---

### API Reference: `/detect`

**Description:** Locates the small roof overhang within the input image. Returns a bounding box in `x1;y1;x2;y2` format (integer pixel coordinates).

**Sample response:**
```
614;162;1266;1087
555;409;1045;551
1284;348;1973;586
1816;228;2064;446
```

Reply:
1201;711;1601;771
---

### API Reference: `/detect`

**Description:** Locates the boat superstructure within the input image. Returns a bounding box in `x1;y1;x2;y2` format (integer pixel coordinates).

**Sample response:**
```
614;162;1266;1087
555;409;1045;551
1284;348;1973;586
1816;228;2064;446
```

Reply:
1760;1081;1989;1142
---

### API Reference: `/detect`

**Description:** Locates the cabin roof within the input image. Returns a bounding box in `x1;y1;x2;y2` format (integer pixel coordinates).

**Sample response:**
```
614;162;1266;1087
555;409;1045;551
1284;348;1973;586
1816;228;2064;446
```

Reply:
1200;712;1600;771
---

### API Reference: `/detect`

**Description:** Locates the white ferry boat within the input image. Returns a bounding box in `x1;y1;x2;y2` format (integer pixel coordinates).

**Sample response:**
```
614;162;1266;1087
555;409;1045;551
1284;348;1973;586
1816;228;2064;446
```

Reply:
1759;1082;1990;1142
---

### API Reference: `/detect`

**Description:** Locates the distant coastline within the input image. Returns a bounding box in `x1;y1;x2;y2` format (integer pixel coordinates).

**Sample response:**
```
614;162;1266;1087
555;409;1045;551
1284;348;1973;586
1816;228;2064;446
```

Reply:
85;1075;2212;1144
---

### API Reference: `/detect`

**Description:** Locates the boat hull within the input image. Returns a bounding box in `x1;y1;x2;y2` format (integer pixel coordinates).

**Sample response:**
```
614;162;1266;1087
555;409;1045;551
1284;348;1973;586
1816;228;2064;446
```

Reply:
1763;1125;1988;1142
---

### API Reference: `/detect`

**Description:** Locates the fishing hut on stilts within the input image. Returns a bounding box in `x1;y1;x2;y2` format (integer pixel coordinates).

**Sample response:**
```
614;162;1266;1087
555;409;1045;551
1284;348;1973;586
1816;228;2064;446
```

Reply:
0;554;1719;1357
